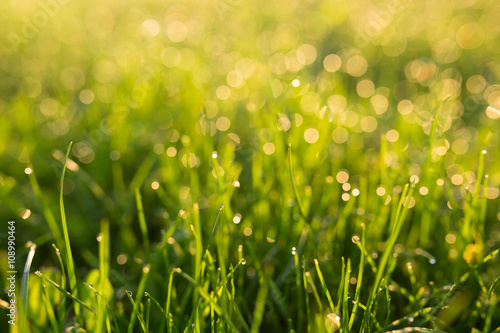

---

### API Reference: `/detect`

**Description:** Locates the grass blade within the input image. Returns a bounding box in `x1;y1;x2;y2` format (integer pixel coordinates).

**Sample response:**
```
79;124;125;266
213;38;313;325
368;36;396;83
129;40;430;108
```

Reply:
41;284;60;333
127;264;151;333
19;243;36;333
135;188;151;262
59;141;81;323
35;271;96;314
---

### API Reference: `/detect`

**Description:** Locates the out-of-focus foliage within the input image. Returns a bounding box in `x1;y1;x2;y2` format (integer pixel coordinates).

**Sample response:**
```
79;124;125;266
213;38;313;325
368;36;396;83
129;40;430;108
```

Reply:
0;0;499;331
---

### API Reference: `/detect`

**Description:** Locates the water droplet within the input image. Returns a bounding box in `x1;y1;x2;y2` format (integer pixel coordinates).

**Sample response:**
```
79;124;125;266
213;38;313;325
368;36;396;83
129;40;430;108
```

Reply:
325;313;341;331
266;236;276;243
126;290;133;296
408;316;415;323
86;283;93;289
94;291;98;295
241;258;246;265
482;149;487;155
379;287;383;291
219;205;224;210
429;258;436;264
388;295;392;301
351;235;360;243
291;247;297;255
347;292;351;299
144;292;149;297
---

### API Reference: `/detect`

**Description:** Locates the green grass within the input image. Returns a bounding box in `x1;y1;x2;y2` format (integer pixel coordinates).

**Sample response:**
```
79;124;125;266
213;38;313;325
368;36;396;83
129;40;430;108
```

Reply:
1;0;500;332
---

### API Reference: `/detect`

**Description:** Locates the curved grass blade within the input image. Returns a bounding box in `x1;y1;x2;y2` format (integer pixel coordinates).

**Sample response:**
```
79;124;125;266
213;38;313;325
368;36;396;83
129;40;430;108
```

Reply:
35;271;96;314
59;141;81;322
19;243;36;333
125;290;147;333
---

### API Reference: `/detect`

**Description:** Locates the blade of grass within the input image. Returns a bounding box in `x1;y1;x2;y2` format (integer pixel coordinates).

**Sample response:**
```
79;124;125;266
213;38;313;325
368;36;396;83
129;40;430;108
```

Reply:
135;188;151;262
127;264;151;333
302;263;311;333
349;225;366;330
305;273;326;332
35;271;96;314
203;205;224;254
166;268;181;333
342;258;350;333
19;243;36;333
96;219;110;333
293;248;304;331
125;290;147;333
52;244;67;332
314;258;335;312
59;141;81;323
41;285;60;333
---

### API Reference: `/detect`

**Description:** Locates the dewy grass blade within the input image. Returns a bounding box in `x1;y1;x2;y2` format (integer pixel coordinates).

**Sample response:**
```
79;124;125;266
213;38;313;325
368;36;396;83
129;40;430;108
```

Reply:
96;219;110;333
165;269;179;333
203;205;224;254
349;225;365;330
302;263;311;333
59;141;81;323
293;248;304;331
19;243;36;333
342;258;351;333
125;290;147;333
35;270;96;314
127;264;151;333
52;244;67;332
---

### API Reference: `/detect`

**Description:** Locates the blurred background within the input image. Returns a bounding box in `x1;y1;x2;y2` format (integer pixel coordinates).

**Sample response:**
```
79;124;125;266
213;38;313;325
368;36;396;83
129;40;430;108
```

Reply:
1;0;500;330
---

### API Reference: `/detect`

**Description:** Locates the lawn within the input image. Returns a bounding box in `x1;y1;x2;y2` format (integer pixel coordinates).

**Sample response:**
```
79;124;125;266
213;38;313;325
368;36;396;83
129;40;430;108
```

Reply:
0;0;500;332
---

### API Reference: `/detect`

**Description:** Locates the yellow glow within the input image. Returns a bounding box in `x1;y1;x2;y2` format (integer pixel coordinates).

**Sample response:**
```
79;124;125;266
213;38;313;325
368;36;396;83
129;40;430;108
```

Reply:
263;142;276;155
336;171;349;183
323;54;341;72
346;55;367;77
304;128;319;143
356;79;375;98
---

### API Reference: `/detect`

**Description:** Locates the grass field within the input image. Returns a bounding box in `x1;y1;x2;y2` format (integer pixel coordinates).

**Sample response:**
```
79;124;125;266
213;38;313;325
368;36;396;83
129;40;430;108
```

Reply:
1;0;500;332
